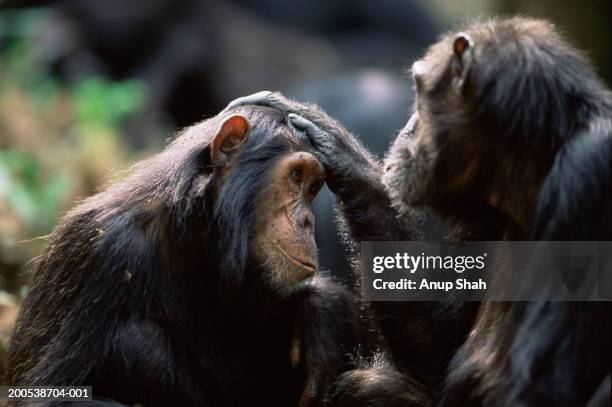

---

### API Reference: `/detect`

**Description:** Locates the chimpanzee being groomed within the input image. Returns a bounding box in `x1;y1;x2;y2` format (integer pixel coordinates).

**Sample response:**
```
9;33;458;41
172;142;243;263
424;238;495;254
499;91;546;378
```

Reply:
228;17;611;406
7;107;360;406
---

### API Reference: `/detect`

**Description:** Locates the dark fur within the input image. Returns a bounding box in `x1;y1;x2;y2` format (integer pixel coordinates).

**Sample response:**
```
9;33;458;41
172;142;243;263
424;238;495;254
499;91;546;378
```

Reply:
533;121;612;240
7;106;359;406
328;365;433;407
442;132;612;406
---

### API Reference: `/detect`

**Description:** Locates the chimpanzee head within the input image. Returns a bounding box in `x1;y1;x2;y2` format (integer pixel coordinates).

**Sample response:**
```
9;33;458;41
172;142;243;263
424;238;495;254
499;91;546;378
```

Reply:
71;106;325;300
383;18;603;234
209;107;325;291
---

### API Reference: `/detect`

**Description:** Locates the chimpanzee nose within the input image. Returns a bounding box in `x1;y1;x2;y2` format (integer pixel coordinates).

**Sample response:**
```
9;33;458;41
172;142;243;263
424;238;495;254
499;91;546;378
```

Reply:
299;211;315;231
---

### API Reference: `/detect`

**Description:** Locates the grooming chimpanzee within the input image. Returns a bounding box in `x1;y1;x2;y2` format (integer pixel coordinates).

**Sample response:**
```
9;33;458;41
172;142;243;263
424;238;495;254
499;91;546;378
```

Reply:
384;17;612;407
228;17;612;406
7;106;359;406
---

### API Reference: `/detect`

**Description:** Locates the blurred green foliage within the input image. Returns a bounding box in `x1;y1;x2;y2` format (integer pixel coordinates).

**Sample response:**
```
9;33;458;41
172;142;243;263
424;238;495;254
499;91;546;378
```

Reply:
75;79;147;130
0;9;149;298
0;35;146;229
0;149;68;229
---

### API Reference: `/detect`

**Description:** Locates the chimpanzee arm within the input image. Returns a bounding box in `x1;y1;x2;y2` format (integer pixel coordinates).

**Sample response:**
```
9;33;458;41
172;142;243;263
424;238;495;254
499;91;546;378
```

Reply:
225;91;421;241
288;275;361;406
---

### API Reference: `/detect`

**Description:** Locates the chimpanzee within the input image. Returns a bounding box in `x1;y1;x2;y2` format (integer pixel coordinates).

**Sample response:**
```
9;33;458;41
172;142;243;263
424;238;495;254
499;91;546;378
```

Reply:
227;17;612;406
7;106;360;406
383;17;611;407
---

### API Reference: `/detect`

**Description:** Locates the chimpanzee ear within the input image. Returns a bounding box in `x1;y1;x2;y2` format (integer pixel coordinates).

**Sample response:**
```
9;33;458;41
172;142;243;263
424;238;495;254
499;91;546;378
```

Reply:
452;32;474;95
211;115;251;167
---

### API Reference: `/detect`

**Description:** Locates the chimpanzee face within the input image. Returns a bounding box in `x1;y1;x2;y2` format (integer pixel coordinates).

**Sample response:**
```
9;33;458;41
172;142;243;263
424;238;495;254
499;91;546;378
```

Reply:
210;108;325;291
385;22;565;232
250;149;325;289
383;33;481;212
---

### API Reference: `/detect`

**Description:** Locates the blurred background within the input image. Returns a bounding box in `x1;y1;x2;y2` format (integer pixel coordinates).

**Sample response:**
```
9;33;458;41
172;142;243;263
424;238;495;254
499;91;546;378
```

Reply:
0;0;610;370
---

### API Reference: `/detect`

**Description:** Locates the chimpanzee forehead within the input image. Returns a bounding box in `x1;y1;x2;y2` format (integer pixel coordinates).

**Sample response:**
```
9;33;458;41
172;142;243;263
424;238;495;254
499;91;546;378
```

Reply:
283;124;313;151
251;128;314;159
246;113;312;151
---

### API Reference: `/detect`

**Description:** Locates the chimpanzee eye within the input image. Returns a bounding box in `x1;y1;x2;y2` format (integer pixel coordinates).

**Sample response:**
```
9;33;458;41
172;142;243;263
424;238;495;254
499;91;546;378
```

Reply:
291;168;302;183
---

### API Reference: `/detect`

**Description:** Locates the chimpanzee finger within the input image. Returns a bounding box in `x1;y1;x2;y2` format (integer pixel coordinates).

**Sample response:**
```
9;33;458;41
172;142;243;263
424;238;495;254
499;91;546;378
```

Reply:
224;91;290;113
224;91;273;111
288;113;325;142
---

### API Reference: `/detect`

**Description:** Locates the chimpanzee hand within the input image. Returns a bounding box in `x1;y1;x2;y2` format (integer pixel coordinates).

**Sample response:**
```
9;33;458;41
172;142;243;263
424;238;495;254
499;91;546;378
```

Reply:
287;113;367;193
225;91;381;197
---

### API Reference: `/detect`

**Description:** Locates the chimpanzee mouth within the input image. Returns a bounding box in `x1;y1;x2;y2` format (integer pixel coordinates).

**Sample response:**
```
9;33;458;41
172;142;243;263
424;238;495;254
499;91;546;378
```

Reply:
278;246;316;273
289;256;316;273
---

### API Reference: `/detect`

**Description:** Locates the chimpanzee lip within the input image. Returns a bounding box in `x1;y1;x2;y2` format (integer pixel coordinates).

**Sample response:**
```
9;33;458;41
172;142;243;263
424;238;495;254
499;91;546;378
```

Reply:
290;256;316;273
278;246;316;273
